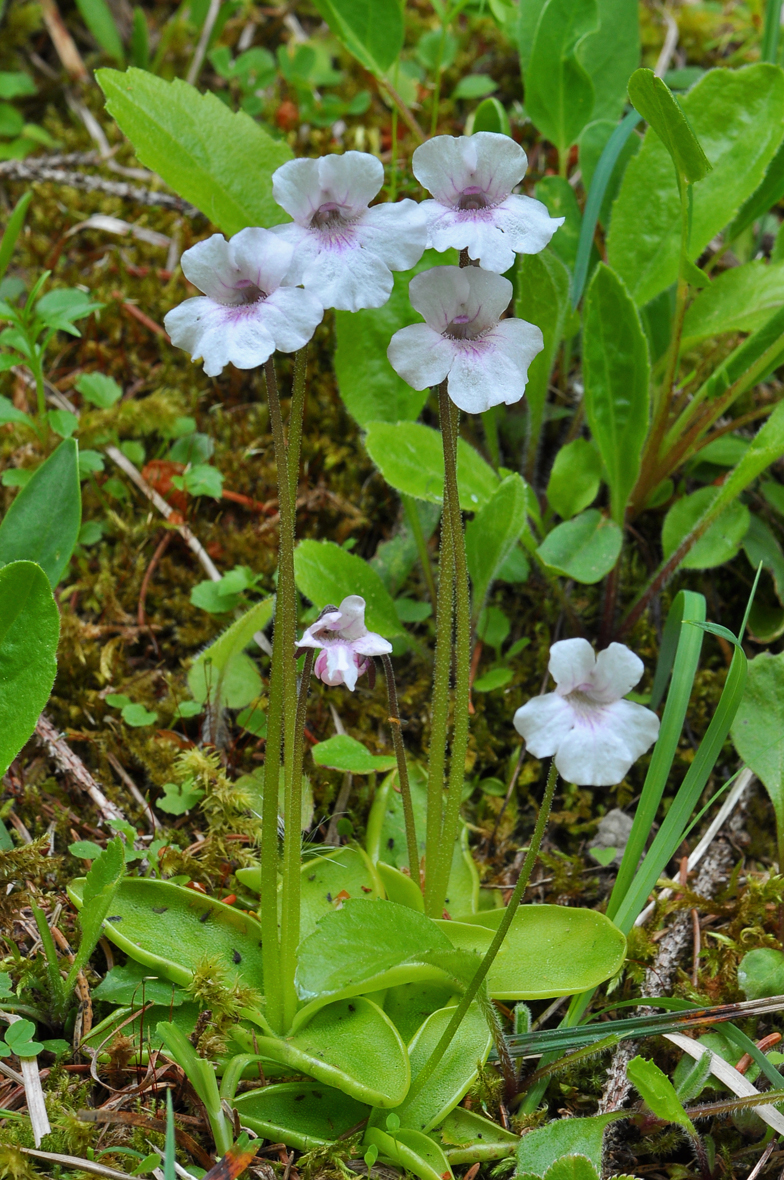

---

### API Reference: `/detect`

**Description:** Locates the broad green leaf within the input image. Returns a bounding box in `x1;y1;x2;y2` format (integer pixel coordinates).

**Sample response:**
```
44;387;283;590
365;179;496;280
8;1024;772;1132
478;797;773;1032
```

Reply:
661;487;750;570
312;734;397;774
627;1055;695;1133
0;562;59;778
437;1106;519;1163
515;249;571;452
364;1126;454;1180
608;65;784;305
537;510;622;584
364;421;499;513
582;264;650;525
257;997;410;1108
743;513;784;604
92;959;188;1007
525;0;598;151
0;439;81;586
627;68;711;183
234;1081;370;1151
728;137;784;240
294;898;460;1012
334;251;451;428
187;597;273;709
543;1158;601;1180
465;474;528;617
546;438;601;520
681;260;784;346
311;0;404;76
516;1114;614;1176
75;0;124;62
294;539;402;638
738;947;784;1001
578;0;639;123
393;1000;492;1133
471;96;510;134
97;69;292;235
237;846;382;939
731;650;784;858
383;980;456;1042
534;177;581;268
437;906;626;999
67;876;265;990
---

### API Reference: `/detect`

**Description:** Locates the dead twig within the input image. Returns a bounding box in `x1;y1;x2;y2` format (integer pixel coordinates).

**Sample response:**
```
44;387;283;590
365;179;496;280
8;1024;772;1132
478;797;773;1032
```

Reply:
0;158;200;217
34;714;125;825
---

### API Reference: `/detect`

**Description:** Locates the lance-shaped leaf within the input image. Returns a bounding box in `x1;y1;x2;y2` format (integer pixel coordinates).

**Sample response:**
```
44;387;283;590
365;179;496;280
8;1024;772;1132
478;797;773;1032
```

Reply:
583;264;650;524
525;0;598;151
0;440;81;587
65;837;125;991
311;0;403;76
628;68;711;184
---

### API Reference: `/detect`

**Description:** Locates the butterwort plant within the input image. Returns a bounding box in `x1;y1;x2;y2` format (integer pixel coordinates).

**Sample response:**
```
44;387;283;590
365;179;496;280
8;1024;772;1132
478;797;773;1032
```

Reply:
73;132;652;1179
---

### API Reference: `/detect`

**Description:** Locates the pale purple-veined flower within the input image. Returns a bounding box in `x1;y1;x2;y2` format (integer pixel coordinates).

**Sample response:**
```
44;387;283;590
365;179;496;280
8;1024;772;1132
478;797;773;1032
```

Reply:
270;152;427;312
386;265;543;414
297;595;392;692
412;132;563;273
513;639;660;787
164;228;323;377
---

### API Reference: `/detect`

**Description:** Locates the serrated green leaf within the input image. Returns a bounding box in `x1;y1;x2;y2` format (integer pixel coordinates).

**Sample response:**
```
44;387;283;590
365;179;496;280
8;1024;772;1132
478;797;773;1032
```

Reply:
525;0;598;151
97;68;292;235
627;1055;695;1133
608;64;784;305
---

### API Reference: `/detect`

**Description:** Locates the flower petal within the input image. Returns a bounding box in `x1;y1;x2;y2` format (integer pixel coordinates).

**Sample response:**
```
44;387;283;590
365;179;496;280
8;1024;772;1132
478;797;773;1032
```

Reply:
604;698;660;761
590;643;645;704
408;266;471;332
412;133;527;207
459;267;514;333
424;206;518;273
219;308;278;370
334;595;368;640
553;715;636;787
317;151;384;217
387;322;454;391
257;286;324;353
445;319;541;415
272;158;325;224
513;692;575;757
548;639;597;696
322;643;361;691
228;226;294;294
164;296;275;377
300;609;343;649
180;234;238;302
353;633;393;657
354;200;427;272
299;230;396;311
495;194;564;256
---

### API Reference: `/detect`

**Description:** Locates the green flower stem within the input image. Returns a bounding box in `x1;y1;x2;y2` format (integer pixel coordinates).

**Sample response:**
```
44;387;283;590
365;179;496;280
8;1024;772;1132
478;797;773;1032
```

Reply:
280;646;315;1029
380;652;420;890
260;358;299;1032
402;493;437;611
287;345;308;511
424;409;455;917
429;389;471;918
406;760;559;1108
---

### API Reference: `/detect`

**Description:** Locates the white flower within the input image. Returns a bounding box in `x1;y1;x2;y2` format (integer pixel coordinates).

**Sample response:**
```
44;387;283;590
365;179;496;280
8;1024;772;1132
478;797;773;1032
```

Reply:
270;152;427;312
386;266;543;415
513;639;660;787
164;228;323;377
412;132;563;273
297;595;392;692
